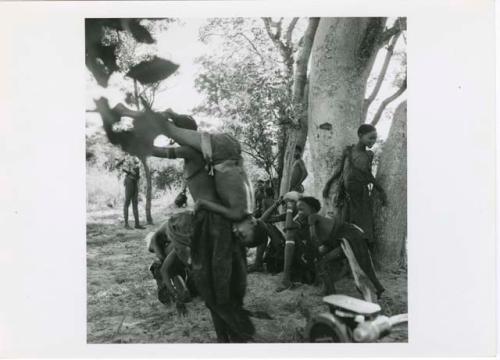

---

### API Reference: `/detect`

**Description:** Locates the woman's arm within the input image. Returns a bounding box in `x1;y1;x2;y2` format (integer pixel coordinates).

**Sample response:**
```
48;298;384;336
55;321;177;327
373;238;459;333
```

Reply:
160;113;203;152
367;151;387;205
152;146;195;160
259;198;283;222
267;213;287;223
299;160;308;183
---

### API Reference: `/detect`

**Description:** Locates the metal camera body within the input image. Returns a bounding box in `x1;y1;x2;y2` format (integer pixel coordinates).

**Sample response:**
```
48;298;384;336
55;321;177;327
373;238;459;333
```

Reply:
306;294;407;343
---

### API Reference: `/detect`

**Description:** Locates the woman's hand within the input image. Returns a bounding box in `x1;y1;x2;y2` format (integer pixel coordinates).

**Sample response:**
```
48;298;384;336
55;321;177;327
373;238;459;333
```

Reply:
194;199;205;213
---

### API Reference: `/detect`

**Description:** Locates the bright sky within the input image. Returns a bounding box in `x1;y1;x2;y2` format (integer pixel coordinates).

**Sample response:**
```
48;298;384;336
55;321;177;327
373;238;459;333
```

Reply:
86;19;406;142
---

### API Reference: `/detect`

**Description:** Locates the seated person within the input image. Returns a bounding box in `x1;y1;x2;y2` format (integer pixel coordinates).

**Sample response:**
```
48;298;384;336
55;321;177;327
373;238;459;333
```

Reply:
247;189;281;273
253;191;318;292
296;199;385;300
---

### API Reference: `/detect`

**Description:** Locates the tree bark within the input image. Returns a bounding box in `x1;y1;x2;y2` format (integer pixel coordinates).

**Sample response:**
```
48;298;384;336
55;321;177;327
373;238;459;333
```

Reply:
278;17;319;195
372;101;407;270
139;155;154;225
308;18;386;215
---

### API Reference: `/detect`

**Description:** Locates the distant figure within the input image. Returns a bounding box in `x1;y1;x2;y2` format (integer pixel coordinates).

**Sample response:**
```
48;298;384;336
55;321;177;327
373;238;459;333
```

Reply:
323;124;387;248
121;155;145;230
253;180;266;218
248;186;280;273
289;145;308;193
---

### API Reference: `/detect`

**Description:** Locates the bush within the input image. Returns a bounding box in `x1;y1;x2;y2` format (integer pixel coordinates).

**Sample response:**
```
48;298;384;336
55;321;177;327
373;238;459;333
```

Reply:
154;166;183;190
86;166;124;211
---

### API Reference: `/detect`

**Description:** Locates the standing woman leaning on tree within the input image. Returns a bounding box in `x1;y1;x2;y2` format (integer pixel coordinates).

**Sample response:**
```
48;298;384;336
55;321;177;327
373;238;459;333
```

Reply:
323;124;387;250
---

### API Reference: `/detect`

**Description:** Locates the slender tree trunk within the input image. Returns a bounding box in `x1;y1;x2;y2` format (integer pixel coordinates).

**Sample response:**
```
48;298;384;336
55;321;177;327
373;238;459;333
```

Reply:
133;81;153;224
372;101;407;269
133;79;141;110
308;18;386;216
279;18;319;195
139;155;154;225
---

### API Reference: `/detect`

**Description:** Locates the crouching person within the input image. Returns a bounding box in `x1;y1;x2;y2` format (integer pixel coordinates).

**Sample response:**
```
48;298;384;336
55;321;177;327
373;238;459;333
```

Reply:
296;198;385;302
146;211;197;314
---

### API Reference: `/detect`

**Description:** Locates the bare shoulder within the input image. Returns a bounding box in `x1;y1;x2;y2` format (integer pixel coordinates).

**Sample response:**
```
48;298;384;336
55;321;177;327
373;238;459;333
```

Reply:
342;145;353;156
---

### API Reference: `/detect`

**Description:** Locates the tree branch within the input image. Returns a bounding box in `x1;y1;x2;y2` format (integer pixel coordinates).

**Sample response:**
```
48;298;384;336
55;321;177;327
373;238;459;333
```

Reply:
262;17;277;40
379;17;406;46
262;17;294;75
371;76;407;126
203;31;266;64
363;31;401;120
285;18;299;46
275;18;283;39
233;32;266;63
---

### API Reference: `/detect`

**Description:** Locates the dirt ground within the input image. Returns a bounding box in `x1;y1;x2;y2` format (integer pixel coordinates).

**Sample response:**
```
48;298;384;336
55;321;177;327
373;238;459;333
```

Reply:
87;205;408;344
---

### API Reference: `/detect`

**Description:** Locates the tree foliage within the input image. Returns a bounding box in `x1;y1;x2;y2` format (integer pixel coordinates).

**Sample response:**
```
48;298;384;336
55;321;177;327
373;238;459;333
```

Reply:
194;18;306;180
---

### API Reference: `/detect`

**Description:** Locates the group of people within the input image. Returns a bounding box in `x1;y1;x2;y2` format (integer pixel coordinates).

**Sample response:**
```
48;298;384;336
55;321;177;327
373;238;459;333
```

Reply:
98;98;387;343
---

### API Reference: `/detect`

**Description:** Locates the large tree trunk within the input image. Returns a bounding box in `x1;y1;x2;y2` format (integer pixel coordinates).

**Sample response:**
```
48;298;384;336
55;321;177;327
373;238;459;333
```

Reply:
139;155;153;225
373;101;407;270
308;18;386;216
279;18;319;195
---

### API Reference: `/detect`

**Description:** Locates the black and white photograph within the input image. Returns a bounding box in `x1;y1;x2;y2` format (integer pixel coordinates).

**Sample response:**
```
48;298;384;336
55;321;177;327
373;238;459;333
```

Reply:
85;17;408;343
0;0;496;357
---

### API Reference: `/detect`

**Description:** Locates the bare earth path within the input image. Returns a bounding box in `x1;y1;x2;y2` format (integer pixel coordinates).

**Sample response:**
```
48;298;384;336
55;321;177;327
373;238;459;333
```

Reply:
87;206;408;343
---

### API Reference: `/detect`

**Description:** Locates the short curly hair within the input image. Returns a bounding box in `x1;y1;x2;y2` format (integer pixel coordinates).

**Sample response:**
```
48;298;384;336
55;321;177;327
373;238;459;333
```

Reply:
298;196;321;213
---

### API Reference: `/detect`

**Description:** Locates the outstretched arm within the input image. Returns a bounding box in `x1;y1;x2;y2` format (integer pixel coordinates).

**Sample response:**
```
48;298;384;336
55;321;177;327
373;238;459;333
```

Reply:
259;197;283;222
152;145;196;160
159;111;203;152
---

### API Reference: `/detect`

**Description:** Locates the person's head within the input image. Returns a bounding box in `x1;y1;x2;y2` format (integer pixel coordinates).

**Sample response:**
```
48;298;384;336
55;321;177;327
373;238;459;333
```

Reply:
265;186;274;198
297;196;321;217
161;110;198;133
174;114;198;130
357;124;377;148
163;112;198;144
294;145;303;160
232;216;258;245
240;219;269;248
257;179;265;190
